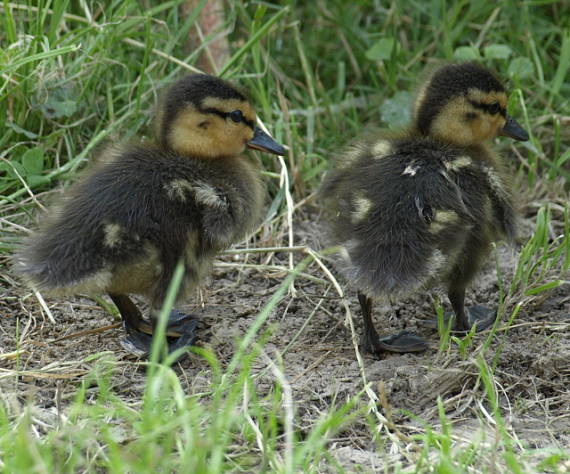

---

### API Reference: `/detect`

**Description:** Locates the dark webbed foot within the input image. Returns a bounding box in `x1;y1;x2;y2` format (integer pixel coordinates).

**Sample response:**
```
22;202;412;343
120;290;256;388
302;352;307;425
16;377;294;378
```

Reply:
419;305;496;333
462;304;496;331
358;291;429;355
361;330;429;354
161;309;199;338
121;310;199;360
109;294;198;360
120;320;198;359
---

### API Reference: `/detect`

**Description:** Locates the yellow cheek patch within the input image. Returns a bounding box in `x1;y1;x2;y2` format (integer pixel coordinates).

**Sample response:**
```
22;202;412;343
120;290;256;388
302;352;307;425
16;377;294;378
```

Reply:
430;96;474;145
168;106;245;158
172;105;201;128
430;93;510;145
493;114;506;135
471;116;491;142
168;105;216;157
208;118;251;158
471;113;506;142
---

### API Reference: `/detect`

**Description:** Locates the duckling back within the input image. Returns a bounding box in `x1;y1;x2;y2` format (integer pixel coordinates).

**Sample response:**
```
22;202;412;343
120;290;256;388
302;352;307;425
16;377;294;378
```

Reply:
321;136;516;298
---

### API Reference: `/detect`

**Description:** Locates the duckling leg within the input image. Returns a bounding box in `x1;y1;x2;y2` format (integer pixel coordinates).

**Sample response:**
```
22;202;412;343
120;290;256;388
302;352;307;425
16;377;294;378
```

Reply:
448;287;496;333
109;293;198;358
419;287;496;332
109;293;154;356
108;294;149;332
357;292;428;354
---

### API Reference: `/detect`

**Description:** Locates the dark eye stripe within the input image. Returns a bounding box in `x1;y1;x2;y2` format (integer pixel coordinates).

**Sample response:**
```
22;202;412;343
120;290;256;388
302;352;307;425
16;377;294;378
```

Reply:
241;116;255;129
467;99;506;117
200;107;255;129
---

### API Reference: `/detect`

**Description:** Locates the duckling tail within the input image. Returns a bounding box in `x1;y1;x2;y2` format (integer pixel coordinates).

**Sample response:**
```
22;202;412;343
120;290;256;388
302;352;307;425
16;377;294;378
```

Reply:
13;225;108;295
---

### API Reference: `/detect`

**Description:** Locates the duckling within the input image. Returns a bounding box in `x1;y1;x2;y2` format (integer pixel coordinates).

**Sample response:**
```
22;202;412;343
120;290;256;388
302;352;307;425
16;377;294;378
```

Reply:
15;74;285;357
320;62;528;355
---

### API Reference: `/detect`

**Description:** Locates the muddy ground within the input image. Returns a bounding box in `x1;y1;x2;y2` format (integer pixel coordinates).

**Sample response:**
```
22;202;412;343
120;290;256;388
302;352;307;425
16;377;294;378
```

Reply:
1;202;569;470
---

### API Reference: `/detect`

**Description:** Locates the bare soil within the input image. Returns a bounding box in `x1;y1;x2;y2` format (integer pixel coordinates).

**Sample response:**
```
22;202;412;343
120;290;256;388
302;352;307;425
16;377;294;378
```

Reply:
1;204;569;470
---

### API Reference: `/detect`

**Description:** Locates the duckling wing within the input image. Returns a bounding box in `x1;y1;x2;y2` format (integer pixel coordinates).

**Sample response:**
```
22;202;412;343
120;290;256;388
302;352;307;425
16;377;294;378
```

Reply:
322;148;477;297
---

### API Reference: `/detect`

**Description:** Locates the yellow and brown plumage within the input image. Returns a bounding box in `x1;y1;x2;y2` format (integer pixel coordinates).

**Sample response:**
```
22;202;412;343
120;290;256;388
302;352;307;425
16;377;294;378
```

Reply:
320;62;529;355
15;74;284;357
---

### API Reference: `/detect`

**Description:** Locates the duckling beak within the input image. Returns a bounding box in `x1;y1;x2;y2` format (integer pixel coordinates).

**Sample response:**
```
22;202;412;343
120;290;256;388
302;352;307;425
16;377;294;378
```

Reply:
500;116;529;141
247;127;286;155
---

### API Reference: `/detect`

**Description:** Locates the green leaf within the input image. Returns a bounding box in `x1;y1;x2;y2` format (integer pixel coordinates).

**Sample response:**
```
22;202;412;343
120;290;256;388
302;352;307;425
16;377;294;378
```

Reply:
27;175;46;187
2;160;26;180
508;57;534;79
35;82;78;119
525;280;561;296
365;38;395;61
453;46;480;61
484;44;512;59
40;96;77;119
381;91;412;128
21;148;45;176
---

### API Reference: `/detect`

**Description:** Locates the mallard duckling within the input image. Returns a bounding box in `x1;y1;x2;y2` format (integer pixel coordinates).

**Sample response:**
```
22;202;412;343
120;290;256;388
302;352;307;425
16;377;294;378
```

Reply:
15;74;285;357
321;62;528;355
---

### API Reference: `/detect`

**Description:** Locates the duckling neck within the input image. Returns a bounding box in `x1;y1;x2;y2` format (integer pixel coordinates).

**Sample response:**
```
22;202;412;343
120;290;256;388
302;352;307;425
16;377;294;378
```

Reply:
411;126;492;154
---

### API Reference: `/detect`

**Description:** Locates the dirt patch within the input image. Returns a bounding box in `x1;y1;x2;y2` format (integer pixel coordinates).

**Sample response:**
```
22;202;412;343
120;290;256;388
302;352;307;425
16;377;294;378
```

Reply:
1;207;569;464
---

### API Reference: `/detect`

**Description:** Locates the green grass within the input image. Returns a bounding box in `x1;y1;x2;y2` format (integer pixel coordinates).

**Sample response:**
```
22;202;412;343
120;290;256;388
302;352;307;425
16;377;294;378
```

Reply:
1;0;569;472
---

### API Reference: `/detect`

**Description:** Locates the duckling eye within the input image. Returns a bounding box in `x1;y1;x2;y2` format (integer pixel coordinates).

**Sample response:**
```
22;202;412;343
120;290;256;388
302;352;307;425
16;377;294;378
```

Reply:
488;102;500;115
229;110;244;123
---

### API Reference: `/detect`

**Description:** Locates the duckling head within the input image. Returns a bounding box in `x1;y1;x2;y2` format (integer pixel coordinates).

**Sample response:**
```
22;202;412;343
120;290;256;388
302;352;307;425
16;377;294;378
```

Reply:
157;74;284;158
413;62;529;146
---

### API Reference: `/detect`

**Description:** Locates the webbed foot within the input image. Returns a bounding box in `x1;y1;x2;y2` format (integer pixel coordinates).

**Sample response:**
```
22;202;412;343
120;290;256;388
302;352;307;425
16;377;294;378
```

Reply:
419;305;496;333
361;330;429;355
121;310;199;361
109;294;198;361
162;310;199;338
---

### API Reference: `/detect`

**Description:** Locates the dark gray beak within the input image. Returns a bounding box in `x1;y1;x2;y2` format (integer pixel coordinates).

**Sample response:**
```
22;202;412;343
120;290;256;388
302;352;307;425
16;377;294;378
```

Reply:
247;127;285;155
500;115;529;141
